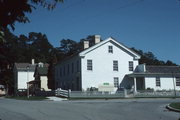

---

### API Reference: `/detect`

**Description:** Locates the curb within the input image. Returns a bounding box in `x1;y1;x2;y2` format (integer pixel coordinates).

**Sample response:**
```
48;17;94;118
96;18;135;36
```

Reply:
166;104;180;113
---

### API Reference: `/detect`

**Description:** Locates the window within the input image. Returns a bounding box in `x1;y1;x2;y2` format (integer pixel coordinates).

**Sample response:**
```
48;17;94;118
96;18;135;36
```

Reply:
87;60;93;70
77;60;79;72
129;61;134;71
108;46;113;53
63;66;65;76
67;64;70;75
176;77;180;86
60;68;62;77
156;77;161;87
57;68;59;77
72;62;74;73
113;60;118;71
114;77;119;87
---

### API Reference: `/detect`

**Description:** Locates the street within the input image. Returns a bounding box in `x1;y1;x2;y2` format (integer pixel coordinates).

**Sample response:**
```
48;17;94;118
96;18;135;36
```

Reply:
0;97;179;120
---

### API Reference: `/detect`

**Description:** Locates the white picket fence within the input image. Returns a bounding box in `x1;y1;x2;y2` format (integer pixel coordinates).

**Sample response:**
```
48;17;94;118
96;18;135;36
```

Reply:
55;88;180;99
69;91;125;99
55;88;70;98
135;90;180;98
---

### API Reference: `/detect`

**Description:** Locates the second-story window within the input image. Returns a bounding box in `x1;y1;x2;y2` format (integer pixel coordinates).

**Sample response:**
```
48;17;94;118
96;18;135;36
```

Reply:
129;61;134;71
77;60;79;72
113;60;118;71
108;46;113;53
87;60;93;70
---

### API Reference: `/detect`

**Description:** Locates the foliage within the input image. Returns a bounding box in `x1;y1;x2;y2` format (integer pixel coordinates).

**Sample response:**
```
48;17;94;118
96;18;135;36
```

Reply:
0;29;55;94
60;39;80;56
131;47;177;66
58;35;101;57
0;0;63;30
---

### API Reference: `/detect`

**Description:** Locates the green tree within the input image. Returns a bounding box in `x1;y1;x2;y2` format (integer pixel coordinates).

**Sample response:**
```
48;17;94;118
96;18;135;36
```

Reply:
0;0;63;30
131;47;177;66
28;32;53;63
59;39;80;56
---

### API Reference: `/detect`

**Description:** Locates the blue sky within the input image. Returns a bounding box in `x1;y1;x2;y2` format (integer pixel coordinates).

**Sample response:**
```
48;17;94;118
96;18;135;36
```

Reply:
13;0;180;65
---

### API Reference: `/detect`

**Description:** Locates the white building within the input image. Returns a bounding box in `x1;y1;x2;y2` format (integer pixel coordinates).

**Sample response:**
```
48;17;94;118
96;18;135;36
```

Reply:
55;35;141;91
127;64;180;91
31;63;50;91
14;60;51;94
14;62;36;94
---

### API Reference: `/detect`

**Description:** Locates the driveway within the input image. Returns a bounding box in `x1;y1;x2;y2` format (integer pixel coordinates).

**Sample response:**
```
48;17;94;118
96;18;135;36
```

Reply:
0;97;179;120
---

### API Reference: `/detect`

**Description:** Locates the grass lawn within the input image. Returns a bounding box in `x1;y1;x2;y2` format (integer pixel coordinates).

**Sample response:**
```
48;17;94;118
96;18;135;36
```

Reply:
6;96;48;101
169;102;180;110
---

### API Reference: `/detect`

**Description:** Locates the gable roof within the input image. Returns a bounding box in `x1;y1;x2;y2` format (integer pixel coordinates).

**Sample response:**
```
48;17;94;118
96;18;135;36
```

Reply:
36;67;48;76
14;63;36;71
79;37;141;60
56;36;141;65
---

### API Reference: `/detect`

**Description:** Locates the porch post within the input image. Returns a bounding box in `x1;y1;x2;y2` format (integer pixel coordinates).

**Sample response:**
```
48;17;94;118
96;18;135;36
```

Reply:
134;77;137;93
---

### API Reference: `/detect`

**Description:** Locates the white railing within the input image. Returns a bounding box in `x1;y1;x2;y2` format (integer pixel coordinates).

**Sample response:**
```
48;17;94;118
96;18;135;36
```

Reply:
55;88;70;98
69;91;125;98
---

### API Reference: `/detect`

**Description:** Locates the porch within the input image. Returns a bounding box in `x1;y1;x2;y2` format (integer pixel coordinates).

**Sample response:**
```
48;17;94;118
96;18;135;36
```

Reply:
123;74;146;93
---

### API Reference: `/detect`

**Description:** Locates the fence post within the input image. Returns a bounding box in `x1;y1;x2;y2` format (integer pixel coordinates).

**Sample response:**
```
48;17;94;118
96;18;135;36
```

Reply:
55;89;57;96
68;89;71;98
124;89;127;98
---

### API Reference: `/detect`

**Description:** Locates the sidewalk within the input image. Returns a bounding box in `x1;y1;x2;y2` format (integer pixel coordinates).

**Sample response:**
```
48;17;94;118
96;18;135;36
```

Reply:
46;96;68;101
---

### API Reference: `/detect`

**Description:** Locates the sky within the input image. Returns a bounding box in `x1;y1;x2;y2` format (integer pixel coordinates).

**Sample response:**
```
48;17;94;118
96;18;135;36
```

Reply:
13;0;180;65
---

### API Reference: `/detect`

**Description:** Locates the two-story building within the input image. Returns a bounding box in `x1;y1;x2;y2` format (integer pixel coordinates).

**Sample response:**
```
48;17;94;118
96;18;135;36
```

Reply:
54;35;141;91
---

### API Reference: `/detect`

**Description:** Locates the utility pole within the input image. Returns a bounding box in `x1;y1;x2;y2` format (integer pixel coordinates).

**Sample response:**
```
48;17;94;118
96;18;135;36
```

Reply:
172;72;176;98
26;66;30;99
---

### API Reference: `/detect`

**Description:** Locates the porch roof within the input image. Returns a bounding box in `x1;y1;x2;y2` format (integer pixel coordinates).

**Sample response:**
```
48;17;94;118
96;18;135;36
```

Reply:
127;73;180;77
128;65;180;77
145;66;180;74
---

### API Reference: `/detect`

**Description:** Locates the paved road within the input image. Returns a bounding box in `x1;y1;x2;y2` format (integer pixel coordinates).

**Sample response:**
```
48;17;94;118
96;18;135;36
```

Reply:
0;97;179;120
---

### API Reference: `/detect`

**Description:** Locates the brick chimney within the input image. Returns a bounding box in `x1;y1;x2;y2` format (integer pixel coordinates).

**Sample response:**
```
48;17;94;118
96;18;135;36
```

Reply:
95;35;101;44
83;41;89;49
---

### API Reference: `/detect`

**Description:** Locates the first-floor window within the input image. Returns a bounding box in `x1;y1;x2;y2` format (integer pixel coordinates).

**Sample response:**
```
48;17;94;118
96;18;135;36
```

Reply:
156;77;161;87
60;68;62;77
87;60;93;70
72;62;74;73
114;77;119;87
176;77;180;86
67;64;70;75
